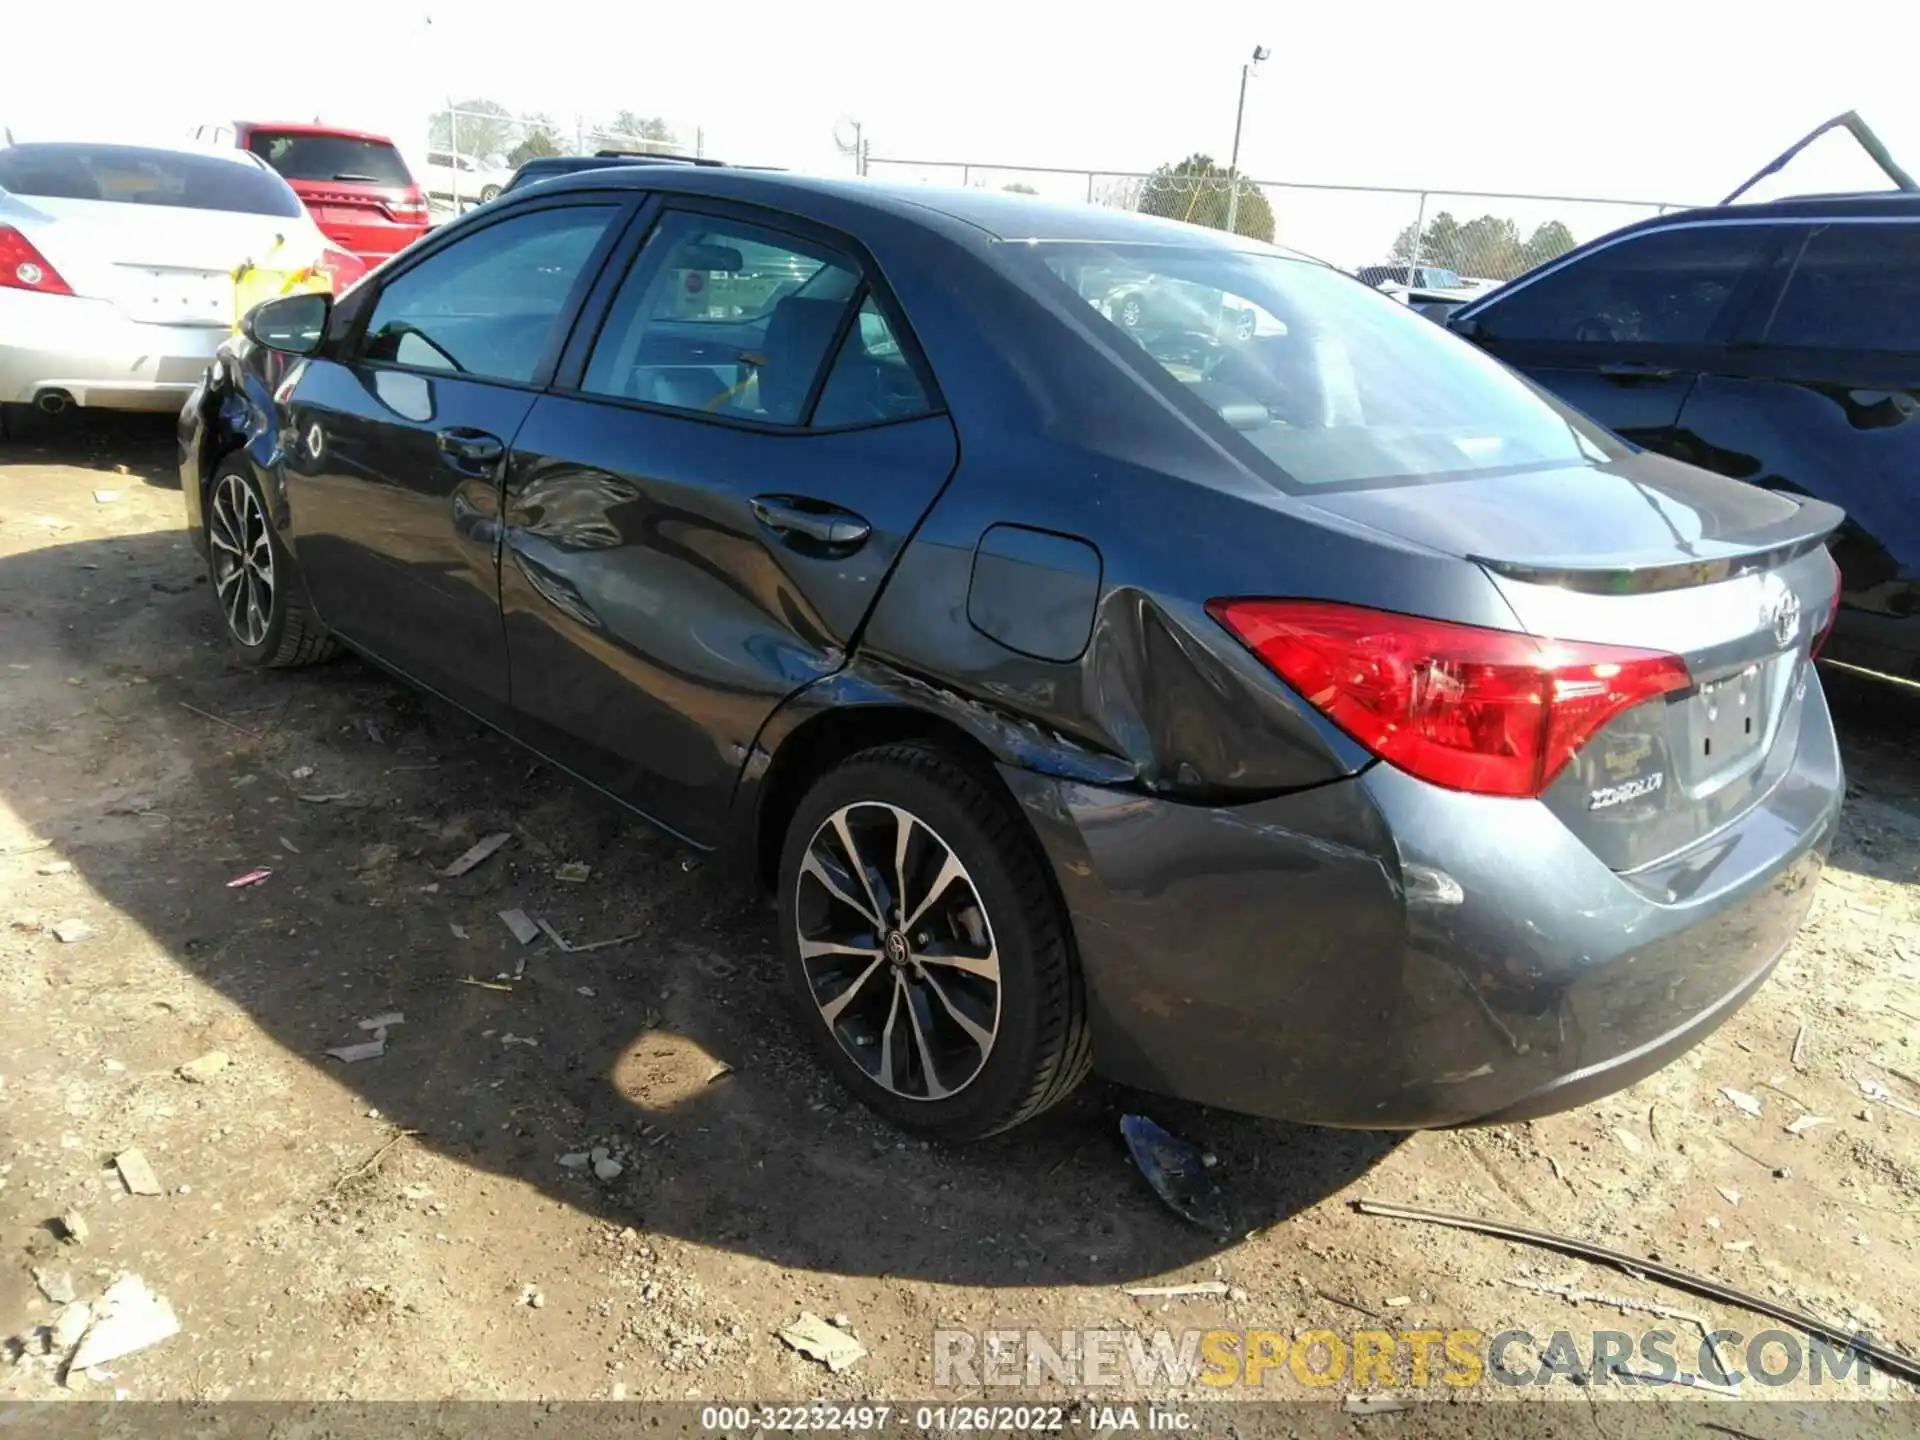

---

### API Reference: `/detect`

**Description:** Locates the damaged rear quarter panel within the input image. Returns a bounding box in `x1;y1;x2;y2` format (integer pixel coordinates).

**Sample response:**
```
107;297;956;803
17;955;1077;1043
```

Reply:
853;433;1517;798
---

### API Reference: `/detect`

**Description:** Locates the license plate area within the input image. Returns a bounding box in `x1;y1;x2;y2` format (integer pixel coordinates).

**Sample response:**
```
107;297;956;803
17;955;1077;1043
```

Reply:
1685;664;1767;779
116;267;230;326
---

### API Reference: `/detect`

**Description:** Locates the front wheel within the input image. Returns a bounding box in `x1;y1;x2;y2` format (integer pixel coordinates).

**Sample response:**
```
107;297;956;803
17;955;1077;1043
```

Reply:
205;463;337;668
777;743;1091;1140
479;185;501;204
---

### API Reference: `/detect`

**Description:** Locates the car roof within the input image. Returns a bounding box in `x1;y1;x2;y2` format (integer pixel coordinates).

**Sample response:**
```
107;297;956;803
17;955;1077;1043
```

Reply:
1637;189;1920;228
2;139;265;168
525;164;1312;254
233;121;399;145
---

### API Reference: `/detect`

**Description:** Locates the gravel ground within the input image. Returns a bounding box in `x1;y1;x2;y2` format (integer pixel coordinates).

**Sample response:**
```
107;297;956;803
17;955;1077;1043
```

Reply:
3;413;1918;1420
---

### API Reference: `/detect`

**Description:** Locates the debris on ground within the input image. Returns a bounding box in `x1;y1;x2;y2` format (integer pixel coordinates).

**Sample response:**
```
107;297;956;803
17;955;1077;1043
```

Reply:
499;908;539;946
554;861;591;884
594;1156;624;1181
443;831;511;878
50;919;93;944
1861;1078;1920;1120
1123;1281;1229;1299
501;1034;538;1048
1721;1087;1763;1116
34;1268;76;1305
65;1274;181;1376
1120;1114;1234;1236
520;1284;545;1309
176;1051;230;1084
1354;1197;1920;1386
92;489;121;504
576;985;597;998
36;859;72;875
50;1303;90;1352
55;1210;88;1245
278;836;300;854
325;1038;386;1064
297;792;353;804
290;765;315;780
1784;1114;1831;1136
533;916;648;954
113;1148;163;1196
1343;1395;1416;1416
559;1152;590;1169
706;1060;734;1084
358;1012;404;1031
226;867;272;888
1792;1018;1810;1071
1716;1186;1742;1206
1612;1127;1643;1155
778;1311;866;1373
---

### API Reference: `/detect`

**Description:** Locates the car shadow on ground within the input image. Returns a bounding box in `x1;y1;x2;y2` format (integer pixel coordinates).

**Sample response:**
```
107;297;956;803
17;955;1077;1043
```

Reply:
1;525;1406;1290
0;410;179;488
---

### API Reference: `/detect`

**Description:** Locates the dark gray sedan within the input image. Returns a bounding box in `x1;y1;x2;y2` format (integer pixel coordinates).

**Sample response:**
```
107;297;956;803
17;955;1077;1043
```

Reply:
179;168;1844;1140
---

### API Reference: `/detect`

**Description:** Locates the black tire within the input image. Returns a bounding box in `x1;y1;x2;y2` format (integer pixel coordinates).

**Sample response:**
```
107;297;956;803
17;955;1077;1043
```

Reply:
204;462;338;668
776;742;1092;1140
479;185;501;204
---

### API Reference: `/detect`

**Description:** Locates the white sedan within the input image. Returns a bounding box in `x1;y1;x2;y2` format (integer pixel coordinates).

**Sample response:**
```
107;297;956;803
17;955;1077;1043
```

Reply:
0;141;362;426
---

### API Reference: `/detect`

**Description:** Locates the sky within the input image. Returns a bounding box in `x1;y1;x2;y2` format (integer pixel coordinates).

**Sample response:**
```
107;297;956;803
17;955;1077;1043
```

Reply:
9;0;1917;266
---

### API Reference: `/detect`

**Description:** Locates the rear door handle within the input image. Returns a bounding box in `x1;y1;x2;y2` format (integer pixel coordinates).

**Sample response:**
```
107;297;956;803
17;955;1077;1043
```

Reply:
1598;361;1678;381
437;427;505;466
750;495;872;552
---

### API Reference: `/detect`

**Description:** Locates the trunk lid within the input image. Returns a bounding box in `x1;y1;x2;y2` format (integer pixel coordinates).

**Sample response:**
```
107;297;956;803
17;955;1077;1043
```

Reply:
1303;451;1844;872
15;198;325;327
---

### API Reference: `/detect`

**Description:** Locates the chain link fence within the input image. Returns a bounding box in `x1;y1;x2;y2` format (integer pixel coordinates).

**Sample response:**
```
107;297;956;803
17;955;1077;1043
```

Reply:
865;159;1689;284
422;105;705;220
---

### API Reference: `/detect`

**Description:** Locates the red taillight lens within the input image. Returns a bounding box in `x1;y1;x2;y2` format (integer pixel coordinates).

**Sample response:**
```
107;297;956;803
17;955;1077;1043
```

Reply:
387;188;429;223
0;225;74;295
1208;599;1692;798
313;246;368;295
1811;550;1842;658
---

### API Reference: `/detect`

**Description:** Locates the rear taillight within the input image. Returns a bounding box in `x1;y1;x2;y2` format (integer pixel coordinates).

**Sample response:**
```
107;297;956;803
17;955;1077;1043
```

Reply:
1811;550;1843;658
0;225;74;295
1208;599;1692;798
312;247;368;294
387;188;429;223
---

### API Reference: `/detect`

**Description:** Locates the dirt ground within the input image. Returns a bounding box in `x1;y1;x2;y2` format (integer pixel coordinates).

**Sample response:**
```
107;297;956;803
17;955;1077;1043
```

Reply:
3;413;1919;1419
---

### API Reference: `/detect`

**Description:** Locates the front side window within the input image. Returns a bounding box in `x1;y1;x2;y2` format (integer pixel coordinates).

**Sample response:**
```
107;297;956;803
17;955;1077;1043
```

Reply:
1471;224;1768;345
362;205;616;384
1762;223;1920;353
1032;243;1617;490
0;143;300;217
582;211;860;424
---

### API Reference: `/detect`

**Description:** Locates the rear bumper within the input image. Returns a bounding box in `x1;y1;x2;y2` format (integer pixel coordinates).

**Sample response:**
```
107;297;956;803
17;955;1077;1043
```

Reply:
0;291;225;411
1005;671;1842;1129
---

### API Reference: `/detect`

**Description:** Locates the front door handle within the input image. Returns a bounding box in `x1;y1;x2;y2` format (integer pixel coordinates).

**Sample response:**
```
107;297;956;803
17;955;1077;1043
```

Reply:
437;427;505;466
750;495;872;552
1598;361;1678;381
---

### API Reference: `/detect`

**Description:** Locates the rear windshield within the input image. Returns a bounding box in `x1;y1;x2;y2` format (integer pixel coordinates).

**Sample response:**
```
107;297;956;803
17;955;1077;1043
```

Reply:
0;143;301;217
1031;243;1617;490
247;131;413;187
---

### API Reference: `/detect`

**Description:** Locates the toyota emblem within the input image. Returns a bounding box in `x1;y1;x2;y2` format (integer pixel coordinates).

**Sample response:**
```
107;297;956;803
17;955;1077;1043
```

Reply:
1762;576;1801;649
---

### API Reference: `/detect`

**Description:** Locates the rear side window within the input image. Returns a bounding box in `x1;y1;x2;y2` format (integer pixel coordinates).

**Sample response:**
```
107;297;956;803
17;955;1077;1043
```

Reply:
811;295;934;427
248;131;413;187
0;143;300;217
1761;223;1920;353
582;211;860;425
1473;224;1769;344
362;205;617;385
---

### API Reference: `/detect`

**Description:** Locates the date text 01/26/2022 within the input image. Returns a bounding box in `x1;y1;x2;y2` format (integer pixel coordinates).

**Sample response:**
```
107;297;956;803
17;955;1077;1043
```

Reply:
698;1405;1194;1431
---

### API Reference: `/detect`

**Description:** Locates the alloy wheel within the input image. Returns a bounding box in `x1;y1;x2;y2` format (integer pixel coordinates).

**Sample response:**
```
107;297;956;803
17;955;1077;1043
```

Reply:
208;473;275;648
1120;297;1143;327
794;802;1001;1101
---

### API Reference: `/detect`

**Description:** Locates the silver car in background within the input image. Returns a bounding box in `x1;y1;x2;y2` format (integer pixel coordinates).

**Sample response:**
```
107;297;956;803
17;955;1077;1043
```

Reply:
0;142;347;427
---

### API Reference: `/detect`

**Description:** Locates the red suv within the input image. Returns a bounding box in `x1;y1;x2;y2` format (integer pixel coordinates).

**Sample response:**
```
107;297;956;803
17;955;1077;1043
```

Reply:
192;122;429;267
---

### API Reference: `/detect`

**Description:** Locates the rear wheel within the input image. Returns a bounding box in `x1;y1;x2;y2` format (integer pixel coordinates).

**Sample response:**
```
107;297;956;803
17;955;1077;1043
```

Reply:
776;743;1091;1140
205;463;337;668
479;184;501;204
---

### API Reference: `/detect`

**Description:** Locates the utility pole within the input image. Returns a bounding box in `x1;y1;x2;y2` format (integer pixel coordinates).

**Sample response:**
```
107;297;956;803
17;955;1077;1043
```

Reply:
1224;45;1269;238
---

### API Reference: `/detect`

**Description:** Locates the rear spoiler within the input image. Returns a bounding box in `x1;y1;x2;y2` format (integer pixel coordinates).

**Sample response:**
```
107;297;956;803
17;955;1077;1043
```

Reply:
1721;110;1918;205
